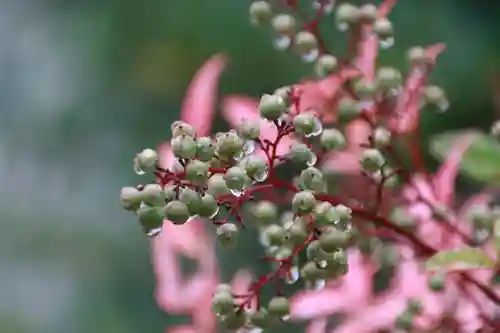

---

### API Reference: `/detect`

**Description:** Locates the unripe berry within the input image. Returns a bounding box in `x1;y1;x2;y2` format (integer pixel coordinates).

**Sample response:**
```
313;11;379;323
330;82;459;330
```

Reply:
359;4;378;23
391;207;417;230
237;119;260;140
274;86;292;106
120;186;143;211
423;85;448;109
354;80;377;100
407;46;430;66
374;244;399;268
196;136;215;162
289;142;316;165
293;112;322;137
292;190;317;213
323;249;348;277
490;120;500;141
320;128;346;151
373;127;392;148
171;120;196;138
294;31;318;56
373;18;393;39
376;67;402;91
267;296;290;318
259;93;287;120
215;283;233;294
360;148;385;172
249;308;271;328
395;312;414;331
171;135;197;159
179;188;202;216
319;228;350;252
299;167;324;192
137;205;164;236
216;130;245;160
185;160;210;186
133;148;158;175
300;261;323;282
249;1;272;25
222;309;248;330
211;291;235;315
140;183;164;207
407;298;423;314
286;221;308;245
216;223;239;248
272;14;296;36
198;193;219;218
164;200;190;224
306;240;321;261
335;3;360;28
224;166;250;191
337;98;361;123
254;200;278;225
314;201;337;225
428;275;445;292
163;185;177;203
207;174;231;196
315;54;337;77
242;155;268;182
262;224;285;246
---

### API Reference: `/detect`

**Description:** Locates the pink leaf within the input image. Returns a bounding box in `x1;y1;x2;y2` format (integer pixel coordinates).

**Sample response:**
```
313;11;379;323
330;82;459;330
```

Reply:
180;54;227;137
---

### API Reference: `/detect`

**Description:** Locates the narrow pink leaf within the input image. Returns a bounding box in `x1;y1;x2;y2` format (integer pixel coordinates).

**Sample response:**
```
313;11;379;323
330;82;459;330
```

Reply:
306;318;328;333
180;54;227;136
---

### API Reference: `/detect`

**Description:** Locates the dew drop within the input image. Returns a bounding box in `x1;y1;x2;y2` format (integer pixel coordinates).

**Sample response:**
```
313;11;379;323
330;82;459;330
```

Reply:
379;37;395;49
306;153;318;167
234;150;246;162
187;215;199;223
437;100;450;113
253;168;269;183
244;140;256;155
316;260;328;268
280;315;291;322
336;22;348;32
146;227;162;237
314;279;326;290
273;35;292;50
133;160;146;175
308;117;323;137
301;49;319;63
208;206;220;219
285;265;300;284
230;188;244;197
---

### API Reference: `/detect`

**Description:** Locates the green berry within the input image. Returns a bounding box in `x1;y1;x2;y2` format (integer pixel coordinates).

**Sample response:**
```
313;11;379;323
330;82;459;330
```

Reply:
137;205;164;236
249;0;272;25
164;200;190;224
249;308;271;328
254;200;278;225
300;261;323;282
376;67;402;91
211;291;235;315
293;112;322;137
306;240;321;261
423;85;448;107
360;148;385;172
171;135;197;159
285;221;308;245
335;3;360;26
407;298;423;314
242;155;268;181
179;188;202;216
354;80;377;100
237;119;260;140
217;223;239;248
171;120;196;138
294;31;317;56
222;309;247;330
215;283;233;293
163;185;177;203
373;18;393;39
289;142;316;165
395;312;414;331
320;128;346;150
338;98;361;123
196;136;215;162
407;46;430;66
359;4;378;23
319;228;350;252
391;207;417;230
272;14;296;36
274;86;292;106
185;160;210;186
120;186;143;211
315;54;337;77
224;166;250;191
140;183;164;207
198;194;219;218
207;174;231;196
215;130;245;160
268;296;290;318
299;167;324;192
373;127;391;148
314;201;337;225
259;93;287;120
133;148;158;175
428;275;445;292
292;191;317;213
262;224;285;246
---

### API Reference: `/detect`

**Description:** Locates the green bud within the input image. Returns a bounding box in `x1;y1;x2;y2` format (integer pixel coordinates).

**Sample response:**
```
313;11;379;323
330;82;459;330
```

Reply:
179;188;202;216
120;186;143;211
333;204;352;224
171;120;196;138
249;0;272;25
315;54;337;77
359;4;378;23
299;167;324;192
216;130;245;159
391;206;417;230
294;31;318;55
423;85;448;110
242;155;268;182
207;174;231;196
185;160;210;186
292;191;317;213
335;3;360;27
133;148;158;175
319;228;350;252
224;166;250;191
289;142;316;165
196;136;215;162
137;205;164;237
285;221;308;246
293;112;322;137
164;200;190;224
171;135;197;159
274;86;292;106
323;248;348;277
215;283;233;293
320;128;346;151
211;291;235;315
262;224;285;246
373;18;393;39
395;312;414;331
354;80;377;100
360;148;385;172
140;183;164;207
259;93;287;120
306;240;321;261
373;127;391;148
338;98;361;123
237;119;260;140
272;14;296;36
374;244;399;268
376;67;402;91
407;46;430;67
254;200;278;225
428;275;445;292
267;296;290;318
198;194;219;219
217;223;239;248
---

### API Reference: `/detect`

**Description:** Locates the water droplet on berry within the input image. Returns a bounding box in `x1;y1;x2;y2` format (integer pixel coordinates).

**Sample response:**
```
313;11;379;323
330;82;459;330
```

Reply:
244;140;255;155
133;162;146;175
230;188;244;197
208;206;220;219
273;35;292;50
301;49;319;63
437;100;449;113
314;279;326;290
285;265;300;284
312;0;335;14
187;215;198;223
253;168;268;183
146;227;162;237
317;260;328;268
336;22;348;32
306;153;318;167
280;315;291;322
305;117;323;137
379;37;394;49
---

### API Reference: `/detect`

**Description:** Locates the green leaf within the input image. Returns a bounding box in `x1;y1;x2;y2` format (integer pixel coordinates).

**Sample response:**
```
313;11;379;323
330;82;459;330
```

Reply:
425;247;495;272
430;130;500;185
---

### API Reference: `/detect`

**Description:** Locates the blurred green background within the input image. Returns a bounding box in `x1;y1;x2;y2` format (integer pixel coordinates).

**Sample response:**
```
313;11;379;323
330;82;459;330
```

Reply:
1;1;499;332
